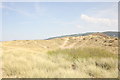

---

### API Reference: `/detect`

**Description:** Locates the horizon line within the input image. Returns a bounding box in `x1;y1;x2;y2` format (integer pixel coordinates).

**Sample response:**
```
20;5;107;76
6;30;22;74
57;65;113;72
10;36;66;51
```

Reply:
1;30;119;42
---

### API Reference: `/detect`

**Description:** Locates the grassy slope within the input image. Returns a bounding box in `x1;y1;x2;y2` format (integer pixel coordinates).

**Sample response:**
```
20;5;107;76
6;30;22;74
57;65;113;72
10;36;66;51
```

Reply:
1;34;119;78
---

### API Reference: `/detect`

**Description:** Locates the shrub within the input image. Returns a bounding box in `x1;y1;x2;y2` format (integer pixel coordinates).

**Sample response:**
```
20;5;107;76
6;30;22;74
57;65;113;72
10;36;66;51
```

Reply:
108;40;114;43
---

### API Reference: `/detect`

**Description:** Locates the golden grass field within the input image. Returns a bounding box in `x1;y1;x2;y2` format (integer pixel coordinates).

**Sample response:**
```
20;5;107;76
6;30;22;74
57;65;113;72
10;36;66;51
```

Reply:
1;33;119;78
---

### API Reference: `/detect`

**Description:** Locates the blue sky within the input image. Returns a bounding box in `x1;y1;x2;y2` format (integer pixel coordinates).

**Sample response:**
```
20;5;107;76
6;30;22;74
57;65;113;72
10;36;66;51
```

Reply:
1;2;118;41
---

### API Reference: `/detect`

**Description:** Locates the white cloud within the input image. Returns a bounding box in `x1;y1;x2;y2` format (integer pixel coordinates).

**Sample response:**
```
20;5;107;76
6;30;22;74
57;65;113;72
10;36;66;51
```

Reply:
80;14;117;27
0;5;2;8
2;3;47;18
1;4;34;17
0;3;4;8
34;3;46;16
76;24;83;28
96;8;117;19
5;6;32;17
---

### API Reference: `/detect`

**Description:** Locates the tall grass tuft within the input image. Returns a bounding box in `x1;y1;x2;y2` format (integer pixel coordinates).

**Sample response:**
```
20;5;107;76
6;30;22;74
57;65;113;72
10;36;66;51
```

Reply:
47;47;117;59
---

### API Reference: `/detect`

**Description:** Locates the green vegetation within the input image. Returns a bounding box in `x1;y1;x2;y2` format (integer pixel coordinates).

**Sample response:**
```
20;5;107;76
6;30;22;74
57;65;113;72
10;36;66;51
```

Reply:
48;47;117;59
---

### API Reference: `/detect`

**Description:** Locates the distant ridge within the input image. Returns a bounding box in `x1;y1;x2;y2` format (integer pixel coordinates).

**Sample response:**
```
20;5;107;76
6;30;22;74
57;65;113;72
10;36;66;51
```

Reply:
102;31;119;38
46;31;120;40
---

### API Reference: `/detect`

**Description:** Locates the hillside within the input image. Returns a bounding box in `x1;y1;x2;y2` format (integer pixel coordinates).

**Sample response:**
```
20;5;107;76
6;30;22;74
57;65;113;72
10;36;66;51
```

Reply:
46;31;120;40
1;33;119;78
102;31;119;38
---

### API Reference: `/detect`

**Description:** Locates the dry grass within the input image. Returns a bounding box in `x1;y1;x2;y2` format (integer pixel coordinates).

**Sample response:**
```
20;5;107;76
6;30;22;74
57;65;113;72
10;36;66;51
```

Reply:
2;46;118;78
1;35;119;78
47;47;117;59
0;42;3;79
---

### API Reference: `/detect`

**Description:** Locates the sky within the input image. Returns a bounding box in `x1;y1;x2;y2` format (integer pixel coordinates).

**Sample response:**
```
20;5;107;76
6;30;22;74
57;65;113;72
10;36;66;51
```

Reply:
0;2;118;41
